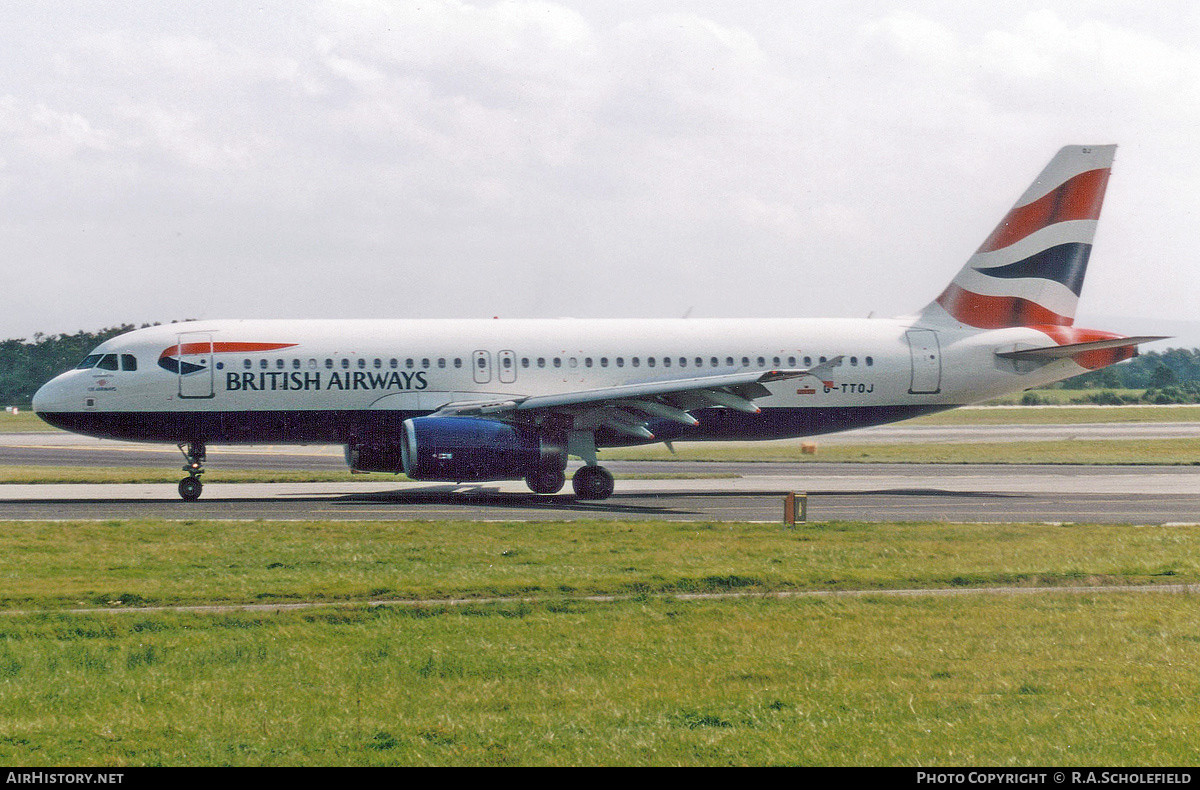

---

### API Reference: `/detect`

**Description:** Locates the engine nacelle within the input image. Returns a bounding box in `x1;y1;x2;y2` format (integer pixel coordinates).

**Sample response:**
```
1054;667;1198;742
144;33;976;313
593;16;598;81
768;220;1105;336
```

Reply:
345;439;405;473
399;416;566;482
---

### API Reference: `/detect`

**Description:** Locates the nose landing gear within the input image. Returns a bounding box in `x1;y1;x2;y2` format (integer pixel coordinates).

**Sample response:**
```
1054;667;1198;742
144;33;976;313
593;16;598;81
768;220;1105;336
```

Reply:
178;441;206;501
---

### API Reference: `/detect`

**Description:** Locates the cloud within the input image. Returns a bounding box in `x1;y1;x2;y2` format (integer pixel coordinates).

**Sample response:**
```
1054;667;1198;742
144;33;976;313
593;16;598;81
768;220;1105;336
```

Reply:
0;1;1197;339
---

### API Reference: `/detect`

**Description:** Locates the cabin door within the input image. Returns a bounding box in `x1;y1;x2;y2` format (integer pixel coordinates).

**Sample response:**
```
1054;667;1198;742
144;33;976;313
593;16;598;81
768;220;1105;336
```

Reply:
177;331;215;399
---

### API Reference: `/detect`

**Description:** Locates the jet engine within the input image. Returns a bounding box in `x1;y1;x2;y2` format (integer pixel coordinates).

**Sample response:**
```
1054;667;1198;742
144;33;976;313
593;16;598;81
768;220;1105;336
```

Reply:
395;416;566;484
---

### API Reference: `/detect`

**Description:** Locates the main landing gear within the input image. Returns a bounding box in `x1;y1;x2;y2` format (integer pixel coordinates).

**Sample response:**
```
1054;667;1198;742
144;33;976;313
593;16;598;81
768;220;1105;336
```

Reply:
572;465;615;500
178;440;206;501
526;466;566;495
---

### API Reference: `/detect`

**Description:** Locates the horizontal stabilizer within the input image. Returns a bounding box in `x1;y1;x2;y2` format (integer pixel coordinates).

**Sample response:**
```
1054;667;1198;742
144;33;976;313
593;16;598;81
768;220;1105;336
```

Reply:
995;336;1169;360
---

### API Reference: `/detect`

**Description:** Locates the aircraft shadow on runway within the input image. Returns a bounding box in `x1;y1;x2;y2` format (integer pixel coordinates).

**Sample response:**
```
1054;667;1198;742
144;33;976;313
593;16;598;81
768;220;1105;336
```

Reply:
323;487;695;516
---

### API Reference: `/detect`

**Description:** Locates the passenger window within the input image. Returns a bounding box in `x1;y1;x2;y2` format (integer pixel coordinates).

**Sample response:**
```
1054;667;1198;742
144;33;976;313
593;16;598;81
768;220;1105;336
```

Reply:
773;357;781;367
850;357;858;366
356;359;366;369
277;359;286;369
438;358;446;368
600;357;609;367
632;357;640;367
454;358;462;368
647;357;656;368
325;359;334;369
804;357;813;367
422;358;430;369
866;357;874;367
406;359;414;369
389;358;397;369
537;358;546;368
121;354;137;371
616;358;624;368
373;359;382;369
757;357;765;367
260;359;269;370
553;358;561;368
341;358;350;369
711;357;719;367
788;356;796;366
521;358;530;368
725;357;734;367
585;358;593;368
292;359;301;370
568;358;577;368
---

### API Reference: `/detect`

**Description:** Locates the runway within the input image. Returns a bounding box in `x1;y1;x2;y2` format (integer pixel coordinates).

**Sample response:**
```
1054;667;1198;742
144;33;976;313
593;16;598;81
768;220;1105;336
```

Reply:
2;426;1199;524
2;465;1199;524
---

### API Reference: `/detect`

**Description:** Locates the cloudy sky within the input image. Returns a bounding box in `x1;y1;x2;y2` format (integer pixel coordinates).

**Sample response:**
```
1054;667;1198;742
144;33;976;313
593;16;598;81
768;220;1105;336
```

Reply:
3;1;1198;345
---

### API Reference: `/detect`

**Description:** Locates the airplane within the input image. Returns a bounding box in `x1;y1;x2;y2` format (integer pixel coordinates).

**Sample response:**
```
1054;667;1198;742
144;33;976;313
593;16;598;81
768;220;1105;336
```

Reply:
33;144;1165;501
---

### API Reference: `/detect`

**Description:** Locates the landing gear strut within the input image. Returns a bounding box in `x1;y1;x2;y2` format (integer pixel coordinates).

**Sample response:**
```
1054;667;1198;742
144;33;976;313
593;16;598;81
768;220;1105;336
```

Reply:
572;465;615;500
178;440;206;501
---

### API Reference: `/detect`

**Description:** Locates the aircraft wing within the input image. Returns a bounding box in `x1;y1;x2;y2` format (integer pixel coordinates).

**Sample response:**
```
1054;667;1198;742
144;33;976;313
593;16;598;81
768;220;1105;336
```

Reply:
435;357;844;440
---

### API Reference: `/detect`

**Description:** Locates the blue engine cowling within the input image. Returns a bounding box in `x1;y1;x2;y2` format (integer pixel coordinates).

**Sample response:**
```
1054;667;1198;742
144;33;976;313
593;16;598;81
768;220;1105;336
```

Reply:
391;416;565;482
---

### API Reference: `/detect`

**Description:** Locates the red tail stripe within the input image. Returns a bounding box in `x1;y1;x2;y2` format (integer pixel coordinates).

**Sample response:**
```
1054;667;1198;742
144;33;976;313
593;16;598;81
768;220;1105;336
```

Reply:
976;168;1110;254
936;284;1072;329
159;342;298;359
1026;325;1125;346
1025;325;1136;370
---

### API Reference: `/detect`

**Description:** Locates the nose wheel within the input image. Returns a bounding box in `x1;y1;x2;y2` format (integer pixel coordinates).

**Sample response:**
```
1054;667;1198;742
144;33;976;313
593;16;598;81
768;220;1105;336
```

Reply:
177;441;206;501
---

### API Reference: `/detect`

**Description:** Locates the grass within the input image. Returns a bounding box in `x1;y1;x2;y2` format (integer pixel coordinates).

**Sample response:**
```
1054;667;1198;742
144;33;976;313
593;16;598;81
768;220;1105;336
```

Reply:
910;403;1200;425
0;411;57;432
3;596;1200;766
2;519;1197;612
603;437;1200;465
1;518;1200;765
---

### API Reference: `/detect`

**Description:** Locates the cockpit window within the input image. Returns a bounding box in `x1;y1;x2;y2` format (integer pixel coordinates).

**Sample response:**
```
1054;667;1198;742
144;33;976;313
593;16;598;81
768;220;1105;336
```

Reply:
96;354;120;371
76;354;102;369
121;354;137;371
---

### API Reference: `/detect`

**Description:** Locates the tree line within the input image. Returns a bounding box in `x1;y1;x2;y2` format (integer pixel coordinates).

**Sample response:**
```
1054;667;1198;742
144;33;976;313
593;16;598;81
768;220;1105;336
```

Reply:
2;325;1199;408
1;324;147;408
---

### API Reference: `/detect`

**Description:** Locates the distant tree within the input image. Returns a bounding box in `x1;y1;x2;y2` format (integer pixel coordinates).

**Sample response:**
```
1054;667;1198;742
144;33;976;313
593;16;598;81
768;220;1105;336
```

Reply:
1149;363;1178;389
0;325;138;407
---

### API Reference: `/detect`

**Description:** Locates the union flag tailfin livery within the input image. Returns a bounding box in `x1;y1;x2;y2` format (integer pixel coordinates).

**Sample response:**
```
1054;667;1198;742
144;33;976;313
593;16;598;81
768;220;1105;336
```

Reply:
34;145;1165;500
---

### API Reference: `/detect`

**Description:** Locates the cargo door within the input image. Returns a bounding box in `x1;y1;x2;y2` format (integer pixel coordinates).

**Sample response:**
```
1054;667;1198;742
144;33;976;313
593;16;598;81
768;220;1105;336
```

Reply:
906;329;941;394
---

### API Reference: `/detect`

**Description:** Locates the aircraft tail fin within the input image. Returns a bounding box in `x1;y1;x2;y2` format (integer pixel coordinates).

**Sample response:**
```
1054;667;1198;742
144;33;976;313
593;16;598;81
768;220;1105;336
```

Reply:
921;145;1117;329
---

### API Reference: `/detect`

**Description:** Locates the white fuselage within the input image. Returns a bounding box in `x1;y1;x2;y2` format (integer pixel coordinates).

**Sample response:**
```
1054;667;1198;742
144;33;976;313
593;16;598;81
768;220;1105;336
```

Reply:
33;317;1088;448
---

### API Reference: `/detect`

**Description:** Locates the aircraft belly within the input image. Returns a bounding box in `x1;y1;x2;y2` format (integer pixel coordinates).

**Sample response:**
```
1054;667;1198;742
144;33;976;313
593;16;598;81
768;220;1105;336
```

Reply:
37;403;955;445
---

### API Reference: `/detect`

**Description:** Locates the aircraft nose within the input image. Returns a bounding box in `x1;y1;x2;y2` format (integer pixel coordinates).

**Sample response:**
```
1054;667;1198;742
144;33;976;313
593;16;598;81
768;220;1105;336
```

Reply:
32;373;73;414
